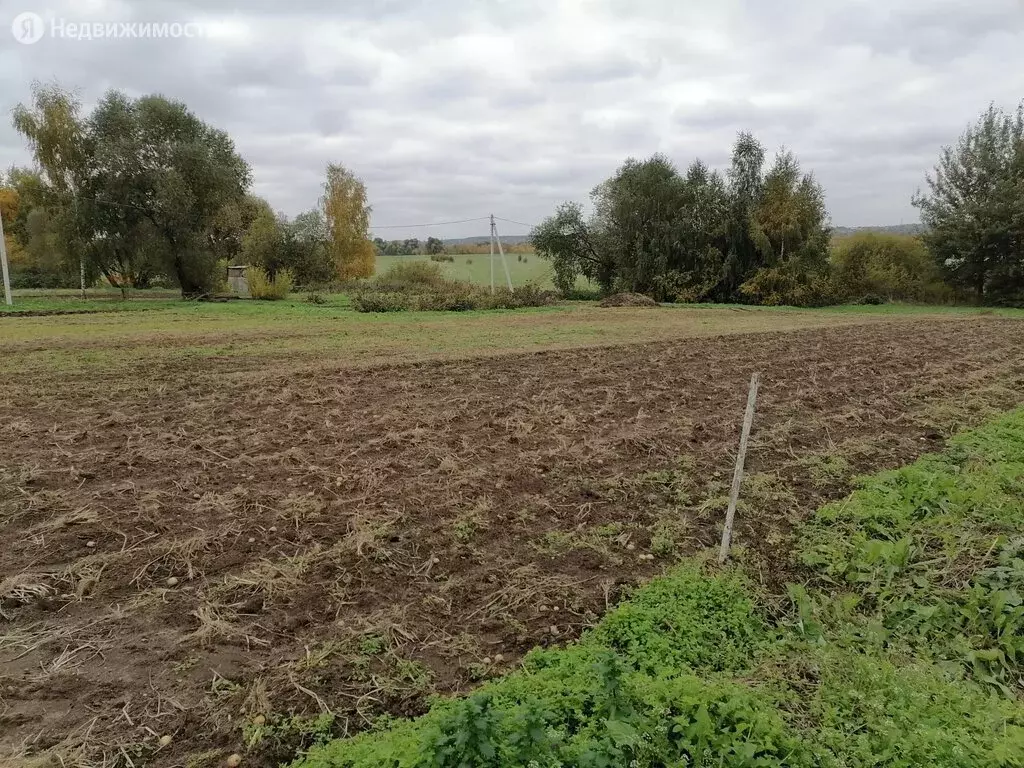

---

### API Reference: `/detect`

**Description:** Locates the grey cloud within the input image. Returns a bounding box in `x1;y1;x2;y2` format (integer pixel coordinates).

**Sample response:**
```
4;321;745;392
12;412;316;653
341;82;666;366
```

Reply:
675;100;818;132
541;53;662;84
2;0;1023;236
820;0;1024;64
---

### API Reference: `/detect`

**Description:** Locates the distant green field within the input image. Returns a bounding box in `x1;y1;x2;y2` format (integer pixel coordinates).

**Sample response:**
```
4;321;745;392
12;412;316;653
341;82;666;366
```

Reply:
376;253;562;288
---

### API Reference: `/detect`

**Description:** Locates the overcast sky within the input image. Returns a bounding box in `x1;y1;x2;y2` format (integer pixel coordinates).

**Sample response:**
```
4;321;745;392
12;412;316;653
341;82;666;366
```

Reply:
2;0;1023;239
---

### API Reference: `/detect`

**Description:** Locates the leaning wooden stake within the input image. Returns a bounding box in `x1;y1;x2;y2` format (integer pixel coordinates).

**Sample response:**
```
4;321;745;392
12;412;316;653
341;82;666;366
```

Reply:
718;372;761;563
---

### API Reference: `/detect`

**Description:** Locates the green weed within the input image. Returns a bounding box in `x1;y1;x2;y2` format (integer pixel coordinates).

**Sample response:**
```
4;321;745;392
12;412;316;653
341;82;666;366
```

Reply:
800;409;1024;693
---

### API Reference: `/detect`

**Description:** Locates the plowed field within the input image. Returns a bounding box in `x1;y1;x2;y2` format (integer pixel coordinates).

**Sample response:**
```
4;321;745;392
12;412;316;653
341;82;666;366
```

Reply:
1;312;1021;767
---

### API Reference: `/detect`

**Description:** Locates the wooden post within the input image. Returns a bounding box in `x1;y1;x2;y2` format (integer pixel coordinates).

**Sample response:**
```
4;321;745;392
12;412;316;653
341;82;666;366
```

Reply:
718;372;761;563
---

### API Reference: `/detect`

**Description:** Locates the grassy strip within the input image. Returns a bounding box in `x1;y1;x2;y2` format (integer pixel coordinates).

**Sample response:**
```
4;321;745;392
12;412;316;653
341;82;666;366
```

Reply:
289;409;1024;768
798;410;1024;695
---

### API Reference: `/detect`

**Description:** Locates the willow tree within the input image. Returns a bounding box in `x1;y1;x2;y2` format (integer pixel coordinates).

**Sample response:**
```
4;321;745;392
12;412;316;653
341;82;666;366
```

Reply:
78;91;251;297
321;163;375;280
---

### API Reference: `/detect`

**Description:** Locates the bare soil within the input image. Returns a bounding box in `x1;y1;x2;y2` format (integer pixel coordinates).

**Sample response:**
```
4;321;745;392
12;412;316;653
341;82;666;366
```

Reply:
1;318;1021;767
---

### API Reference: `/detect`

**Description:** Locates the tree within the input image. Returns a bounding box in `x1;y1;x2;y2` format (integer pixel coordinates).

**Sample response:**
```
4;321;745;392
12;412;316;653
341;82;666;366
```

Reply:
721;132;767;297
425;236;445;255
751;151;830;269
132;95;251;296
239;197;283;274
11;81;90;286
594;154;688;295
532;133;832;305
207;194;268;268
283;209;334;286
76;91;251;297
0;183;26;273
74;91;162;295
738;150;832;307
321;163;375;280
11;82;88;200
913;102;1024;304
531;201;613;295
1;168;69;287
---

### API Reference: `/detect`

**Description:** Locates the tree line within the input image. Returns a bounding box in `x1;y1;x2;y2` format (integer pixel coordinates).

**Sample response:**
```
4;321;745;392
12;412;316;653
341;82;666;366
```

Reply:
2;82;376;297
373;236;446;256
533;102;1024;306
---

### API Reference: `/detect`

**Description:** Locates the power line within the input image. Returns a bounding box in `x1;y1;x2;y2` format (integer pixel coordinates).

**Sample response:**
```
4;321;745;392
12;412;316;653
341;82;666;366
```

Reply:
370;215;539;231
493;216;536;229
370;216;490;230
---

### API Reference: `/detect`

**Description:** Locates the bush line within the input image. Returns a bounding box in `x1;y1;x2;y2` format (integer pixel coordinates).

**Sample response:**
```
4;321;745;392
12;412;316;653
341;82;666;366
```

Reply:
350;261;556;312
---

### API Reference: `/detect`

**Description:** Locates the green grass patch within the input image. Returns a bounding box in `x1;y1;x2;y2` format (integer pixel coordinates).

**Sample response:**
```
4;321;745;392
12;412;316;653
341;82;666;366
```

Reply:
798;409;1024;694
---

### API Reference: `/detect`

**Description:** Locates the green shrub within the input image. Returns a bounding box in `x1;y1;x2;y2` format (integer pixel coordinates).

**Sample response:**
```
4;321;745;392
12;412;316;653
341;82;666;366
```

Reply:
652;267;719;303
561;285;604;301
855;292;885;305
479;284;557;310
774;643;1024;767
351;281;555;313
412;282;479;311
350;291;412;312
306;293;326;305
247;266;293;300
739;265;840;307
591;566;761;675
832;232;952;303
429;254;455;263
10;266;70;290
212;258;231;294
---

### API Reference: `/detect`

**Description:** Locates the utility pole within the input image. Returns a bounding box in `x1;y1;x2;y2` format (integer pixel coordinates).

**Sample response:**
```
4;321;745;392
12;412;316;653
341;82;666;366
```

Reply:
490;214;513;292
489;214;495;294
0;207;12;306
